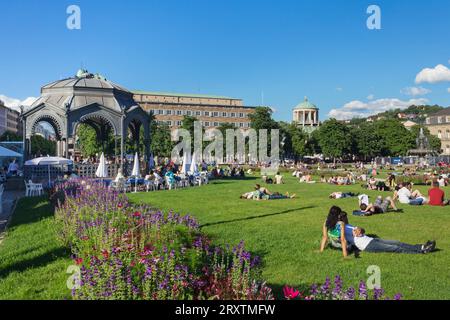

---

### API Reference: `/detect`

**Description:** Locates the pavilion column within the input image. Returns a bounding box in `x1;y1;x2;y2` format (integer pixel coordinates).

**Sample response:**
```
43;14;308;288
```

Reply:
302;110;305;126
120;113;125;172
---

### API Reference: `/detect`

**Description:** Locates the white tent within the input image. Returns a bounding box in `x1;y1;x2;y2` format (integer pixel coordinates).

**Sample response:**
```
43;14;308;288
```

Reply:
0;146;23;158
25;156;73;184
95;153;108;178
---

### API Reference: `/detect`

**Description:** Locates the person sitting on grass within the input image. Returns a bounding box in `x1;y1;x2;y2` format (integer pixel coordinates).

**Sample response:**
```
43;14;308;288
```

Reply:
274;172;284;184
352;227;436;254
428;181;449;206
367;176;377;190
394;182;426;205
320;206;356;258
359;196;398;215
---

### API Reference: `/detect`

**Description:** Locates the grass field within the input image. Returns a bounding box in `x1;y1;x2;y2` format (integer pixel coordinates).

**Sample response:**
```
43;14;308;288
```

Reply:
129;175;450;300
1;174;449;299
0;197;72;299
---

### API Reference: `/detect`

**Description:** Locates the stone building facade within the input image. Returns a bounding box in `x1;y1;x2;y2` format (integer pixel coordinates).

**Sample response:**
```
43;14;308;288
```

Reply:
425;107;450;154
133;91;255;129
0;101;23;136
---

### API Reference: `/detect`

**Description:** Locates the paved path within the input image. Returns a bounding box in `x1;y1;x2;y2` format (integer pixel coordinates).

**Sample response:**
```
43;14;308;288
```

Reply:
0;190;24;242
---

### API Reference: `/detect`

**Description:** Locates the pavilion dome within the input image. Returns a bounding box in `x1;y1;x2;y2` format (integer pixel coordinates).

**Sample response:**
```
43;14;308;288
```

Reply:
294;97;318;110
29;69;138;113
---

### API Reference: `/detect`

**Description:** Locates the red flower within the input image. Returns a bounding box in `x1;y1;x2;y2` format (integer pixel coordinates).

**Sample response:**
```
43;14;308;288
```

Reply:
133;211;141;218
74;257;83;265
80;235;89;241
101;249;109;259
283;286;300;300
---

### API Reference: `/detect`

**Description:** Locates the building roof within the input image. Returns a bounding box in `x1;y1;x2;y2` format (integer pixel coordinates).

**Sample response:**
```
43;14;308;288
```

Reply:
29;70;138;113
428;107;450;117
294;97;318;110
132;90;240;100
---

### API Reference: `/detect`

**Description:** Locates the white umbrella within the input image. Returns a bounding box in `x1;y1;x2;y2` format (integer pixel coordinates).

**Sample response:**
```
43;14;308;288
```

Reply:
189;151;199;175
180;151;191;175
25;156;73;185
131;152;140;193
95;153;108;178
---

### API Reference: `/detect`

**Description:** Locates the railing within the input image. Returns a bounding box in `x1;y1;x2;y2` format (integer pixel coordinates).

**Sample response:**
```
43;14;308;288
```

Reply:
24;164;71;182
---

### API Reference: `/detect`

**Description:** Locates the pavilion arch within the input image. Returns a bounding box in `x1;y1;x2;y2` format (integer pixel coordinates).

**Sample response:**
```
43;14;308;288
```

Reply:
21;69;151;172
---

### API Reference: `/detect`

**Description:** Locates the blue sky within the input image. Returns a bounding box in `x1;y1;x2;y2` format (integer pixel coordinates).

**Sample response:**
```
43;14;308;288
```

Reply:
1;0;450;121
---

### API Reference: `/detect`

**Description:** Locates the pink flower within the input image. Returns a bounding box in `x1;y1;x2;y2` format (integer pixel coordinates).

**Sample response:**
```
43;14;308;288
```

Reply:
101;249;109;259
283;286;300;300
74;257;83;265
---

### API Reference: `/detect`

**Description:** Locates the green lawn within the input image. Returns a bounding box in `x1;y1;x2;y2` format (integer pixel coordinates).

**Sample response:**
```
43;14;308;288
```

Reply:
0;197;72;300
129;175;450;300
1;174;449;299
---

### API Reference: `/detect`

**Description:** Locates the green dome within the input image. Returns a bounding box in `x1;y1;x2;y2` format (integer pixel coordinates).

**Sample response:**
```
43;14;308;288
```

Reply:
294;97;318;110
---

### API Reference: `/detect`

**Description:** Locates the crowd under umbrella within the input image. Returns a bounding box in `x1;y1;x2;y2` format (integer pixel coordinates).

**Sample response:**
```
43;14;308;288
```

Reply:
95;153;108;184
24;156;73;186
131;152;140;193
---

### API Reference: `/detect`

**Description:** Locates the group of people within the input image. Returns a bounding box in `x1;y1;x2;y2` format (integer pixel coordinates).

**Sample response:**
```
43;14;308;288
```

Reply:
240;184;296;201
320;206;437;256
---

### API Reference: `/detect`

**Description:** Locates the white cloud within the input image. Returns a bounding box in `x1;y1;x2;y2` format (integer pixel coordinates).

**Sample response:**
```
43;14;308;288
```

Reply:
0;94;37;112
335;87;343;92
415;64;450;84
401;86;431;96
367;94;375;100
328;97;428;120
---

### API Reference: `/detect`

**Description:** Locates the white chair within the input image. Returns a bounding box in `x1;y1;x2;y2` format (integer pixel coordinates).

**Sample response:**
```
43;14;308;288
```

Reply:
165;176;174;190
24;180;32;197
145;180;155;192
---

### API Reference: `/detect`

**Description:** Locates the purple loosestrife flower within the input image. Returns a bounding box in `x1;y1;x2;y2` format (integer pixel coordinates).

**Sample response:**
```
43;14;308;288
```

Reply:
359;281;368;300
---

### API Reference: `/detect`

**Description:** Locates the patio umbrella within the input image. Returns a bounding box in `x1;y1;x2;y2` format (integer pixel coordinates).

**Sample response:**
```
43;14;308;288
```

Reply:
189;151;199;175
0;146;23;158
180;151;191;175
131;152;140;193
25;156;73;185
95;153;108;178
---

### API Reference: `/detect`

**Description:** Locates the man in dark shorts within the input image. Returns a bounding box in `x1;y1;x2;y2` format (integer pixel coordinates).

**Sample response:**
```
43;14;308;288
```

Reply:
360;196;398;215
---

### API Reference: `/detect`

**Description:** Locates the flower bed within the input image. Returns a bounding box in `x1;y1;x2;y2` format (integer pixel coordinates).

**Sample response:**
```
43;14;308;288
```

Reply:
54;180;272;300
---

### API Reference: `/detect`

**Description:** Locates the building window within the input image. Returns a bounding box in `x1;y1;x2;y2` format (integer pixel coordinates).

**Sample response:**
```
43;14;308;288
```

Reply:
204;111;210;117
222;112;227;117
166;121;172;126
176;121;182;126
195;111;201;116
438;117;443;123
204;121;210;127
426;118;430;124
186;110;192;116
239;122;244;128
214;122;219;127
231;112;236;118
213;112;219;117
438;130;442;138
176;110;182;115
166;110;172;115
239;113;244;118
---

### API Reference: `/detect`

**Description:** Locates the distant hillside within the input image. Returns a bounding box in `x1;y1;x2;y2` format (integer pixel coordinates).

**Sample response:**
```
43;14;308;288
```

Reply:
349;105;445;125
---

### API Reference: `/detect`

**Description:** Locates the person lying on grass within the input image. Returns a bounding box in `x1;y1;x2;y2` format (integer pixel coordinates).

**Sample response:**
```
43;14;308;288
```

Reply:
358;196;399;215
240;184;296;200
329;192;358;199
352;227;436;254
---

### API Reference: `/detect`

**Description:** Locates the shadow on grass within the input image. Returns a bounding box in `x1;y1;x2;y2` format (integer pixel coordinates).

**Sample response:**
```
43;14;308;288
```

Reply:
0;246;70;279
8;196;54;229
200;206;315;228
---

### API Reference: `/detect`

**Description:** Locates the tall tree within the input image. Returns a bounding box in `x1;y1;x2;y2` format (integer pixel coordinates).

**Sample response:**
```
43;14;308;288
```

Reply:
316;119;352;161
0;131;22;142
373;119;415;156
150;123;174;157
351;122;386;160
